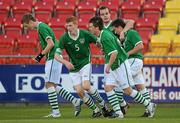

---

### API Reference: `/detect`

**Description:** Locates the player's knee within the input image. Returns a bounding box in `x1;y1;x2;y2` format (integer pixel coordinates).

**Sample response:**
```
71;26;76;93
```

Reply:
104;85;114;92
45;82;55;89
77;90;84;98
82;81;91;91
123;87;133;95
136;84;145;91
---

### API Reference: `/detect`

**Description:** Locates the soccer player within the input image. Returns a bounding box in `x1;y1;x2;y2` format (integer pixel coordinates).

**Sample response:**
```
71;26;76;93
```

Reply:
98;6;134;41
54;16;110;118
98;6;134;113
89;16;156;118
21;13;82;118
111;19;153;117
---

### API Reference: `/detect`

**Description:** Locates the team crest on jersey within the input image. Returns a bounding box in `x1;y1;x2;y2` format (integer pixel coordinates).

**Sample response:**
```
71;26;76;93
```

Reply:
67;41;73;44
79;38;85;44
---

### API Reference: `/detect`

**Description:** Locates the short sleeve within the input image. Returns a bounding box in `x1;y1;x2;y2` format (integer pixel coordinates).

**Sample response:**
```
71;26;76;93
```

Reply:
39;26;52;41
128;30;142;47
59;36;65;49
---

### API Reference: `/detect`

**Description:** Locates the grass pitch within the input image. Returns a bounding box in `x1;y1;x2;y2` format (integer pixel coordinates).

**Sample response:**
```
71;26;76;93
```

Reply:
0;103;180;123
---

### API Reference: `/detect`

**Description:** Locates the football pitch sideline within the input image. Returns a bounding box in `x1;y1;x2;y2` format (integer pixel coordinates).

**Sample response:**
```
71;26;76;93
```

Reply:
0;103;180;123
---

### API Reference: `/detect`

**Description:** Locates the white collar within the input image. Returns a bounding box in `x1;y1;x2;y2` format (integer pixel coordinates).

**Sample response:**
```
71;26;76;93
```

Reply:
99;30;104;41
68;29;80;40
37;22;42;30
104;20;112;29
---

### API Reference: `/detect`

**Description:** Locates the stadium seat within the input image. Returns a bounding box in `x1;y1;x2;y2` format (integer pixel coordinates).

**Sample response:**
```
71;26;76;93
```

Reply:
144;34;172;60
0;1;10;24
48;17;66;30
121;1;141;21
137;30;152;53
34;1;54;23
77;1;97;17
0;35;14;55
158;18;178;38
55;0;76;17
28;30;39;41
12;0;33;18
53;29;65;40
165;0;180;22
143;0;164;22
78;14;94;29
136;17;157;51
149;34;171;53
15;35;38;55
4;17;22;36
172;35;180;52
136;17;157;32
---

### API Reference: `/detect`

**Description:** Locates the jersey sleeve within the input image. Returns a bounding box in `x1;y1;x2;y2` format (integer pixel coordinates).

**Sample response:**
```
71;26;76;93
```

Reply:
85;30;98;43
55;36;64;56
39;26;52;41
102;35;118;56
128;30;142;47
58;36;65;49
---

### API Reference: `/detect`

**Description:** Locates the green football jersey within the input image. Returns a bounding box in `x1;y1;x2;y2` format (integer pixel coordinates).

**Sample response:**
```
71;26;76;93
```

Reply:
37;22;58;61
103;20;120;63
100;29;128;71
57;29;97;72
123;30;143;59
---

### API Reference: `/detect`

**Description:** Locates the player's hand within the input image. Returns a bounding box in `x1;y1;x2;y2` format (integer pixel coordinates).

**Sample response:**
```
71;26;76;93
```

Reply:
65;61;74;70
33;53;45;63
120;31;125;41
100;49;105;55
105;64;111;74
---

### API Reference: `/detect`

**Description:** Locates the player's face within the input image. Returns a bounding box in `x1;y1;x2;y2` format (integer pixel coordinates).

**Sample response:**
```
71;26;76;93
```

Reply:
66;22;78;33
99;8;111;23
113;26;123;35
23;21;34;30
88;23;97;36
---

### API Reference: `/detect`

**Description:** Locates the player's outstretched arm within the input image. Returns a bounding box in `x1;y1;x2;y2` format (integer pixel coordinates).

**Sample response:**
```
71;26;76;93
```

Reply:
55;51;74;71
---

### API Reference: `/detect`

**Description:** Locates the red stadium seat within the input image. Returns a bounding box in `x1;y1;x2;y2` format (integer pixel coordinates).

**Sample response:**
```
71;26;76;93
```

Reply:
56;0;76;17
34;1;54;23
143;0;164;22
135;17;158;53
78;14;94;30
121;1;141;21
0;1;10;23
12;1;32;18
4;17;22;36
53;29;65;40
16;35;38;55
136;17;157;32
77;1;97;16
48;17;66;30
28;30;39;41
0;35;14;55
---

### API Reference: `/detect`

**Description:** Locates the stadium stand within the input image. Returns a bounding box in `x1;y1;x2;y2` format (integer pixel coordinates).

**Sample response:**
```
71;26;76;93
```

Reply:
0;0;180;65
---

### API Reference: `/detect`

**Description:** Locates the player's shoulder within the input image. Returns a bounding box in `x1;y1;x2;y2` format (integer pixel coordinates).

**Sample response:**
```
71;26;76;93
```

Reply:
103;29;113;37
127;29;138;35
80;29;89;34
60;32;68;40
39;22;49;29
